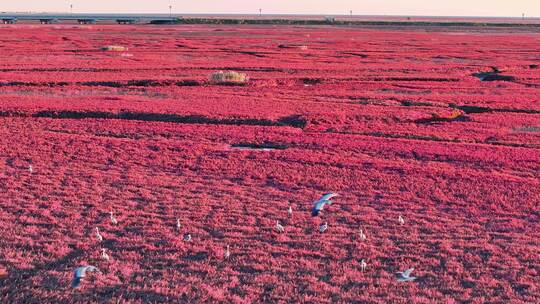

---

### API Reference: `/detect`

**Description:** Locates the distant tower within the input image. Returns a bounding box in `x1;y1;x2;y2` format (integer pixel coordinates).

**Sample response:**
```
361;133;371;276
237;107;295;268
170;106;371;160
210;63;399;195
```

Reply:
522;13;525;20
259;9;262;17
350;10;352;17
169;5;172;17
70;4;73;14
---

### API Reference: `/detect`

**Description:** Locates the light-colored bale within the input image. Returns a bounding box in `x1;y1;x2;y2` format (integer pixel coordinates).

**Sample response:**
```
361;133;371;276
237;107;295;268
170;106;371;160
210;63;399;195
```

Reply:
101;45;128;52
209;71;249;85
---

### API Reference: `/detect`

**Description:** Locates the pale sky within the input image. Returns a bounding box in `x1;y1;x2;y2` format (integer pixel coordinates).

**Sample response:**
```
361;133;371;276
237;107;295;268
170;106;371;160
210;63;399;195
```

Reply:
3;1;540;17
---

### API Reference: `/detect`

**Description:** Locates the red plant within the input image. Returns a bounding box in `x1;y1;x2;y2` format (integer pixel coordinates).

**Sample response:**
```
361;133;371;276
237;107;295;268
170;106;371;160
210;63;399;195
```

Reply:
0;24;538;303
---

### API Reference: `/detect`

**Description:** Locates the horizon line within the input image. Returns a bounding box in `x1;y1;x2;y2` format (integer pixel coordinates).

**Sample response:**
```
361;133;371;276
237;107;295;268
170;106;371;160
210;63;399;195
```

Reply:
1;12;538;19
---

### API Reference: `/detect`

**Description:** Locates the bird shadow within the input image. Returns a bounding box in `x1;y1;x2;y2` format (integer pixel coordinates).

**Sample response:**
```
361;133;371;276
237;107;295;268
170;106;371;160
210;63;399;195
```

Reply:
6;249;84;283
1;248;85;302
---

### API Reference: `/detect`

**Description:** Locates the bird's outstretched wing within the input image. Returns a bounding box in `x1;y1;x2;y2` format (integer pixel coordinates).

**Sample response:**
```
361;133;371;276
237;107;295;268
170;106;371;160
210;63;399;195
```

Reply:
313;200;325;209
74;265;98;278
319;193;338;201
311;200;327;216
74;267;85;278
397;276;416;282
312;193;338;216
403;268;414;277
72;266;98;288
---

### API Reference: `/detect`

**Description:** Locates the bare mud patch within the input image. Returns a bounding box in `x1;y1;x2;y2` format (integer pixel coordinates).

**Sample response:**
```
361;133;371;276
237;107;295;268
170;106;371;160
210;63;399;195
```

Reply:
229;142;288;151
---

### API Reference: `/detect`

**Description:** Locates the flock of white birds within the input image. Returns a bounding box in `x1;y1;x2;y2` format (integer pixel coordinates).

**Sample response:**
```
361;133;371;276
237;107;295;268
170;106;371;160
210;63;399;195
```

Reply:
25;166;417;289
67;188;417;289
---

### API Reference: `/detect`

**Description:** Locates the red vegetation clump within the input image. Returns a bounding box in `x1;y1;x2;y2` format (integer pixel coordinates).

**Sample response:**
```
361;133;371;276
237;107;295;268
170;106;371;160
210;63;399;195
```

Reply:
0;24;539;303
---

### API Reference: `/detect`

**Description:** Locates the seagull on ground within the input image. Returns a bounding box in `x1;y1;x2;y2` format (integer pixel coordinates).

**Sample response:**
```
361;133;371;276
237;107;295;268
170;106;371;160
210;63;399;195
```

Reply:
359;229;367;241
183;234;192;242
396;268;416;282
288;205;293;216
312;193;338;216
224;245;230;259
71;265;99;288
275;220;284;233
28;165;33;173
110;211;118;225
398;215;405;225
100;248;110;261
319;222;328;233
95;227;103;242
176;218;181;231
360;259;367;272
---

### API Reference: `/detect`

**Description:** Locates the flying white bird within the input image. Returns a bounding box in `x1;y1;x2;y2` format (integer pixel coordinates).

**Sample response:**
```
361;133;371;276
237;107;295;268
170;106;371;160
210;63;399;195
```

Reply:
398;215;405;225
110;212;118;225
71;265;99;288
396;268;416;282
176;218;181;231
319;222;328;233
95;227;103;242
312;193;338;216
360;259;367;272
183;234;191;242
288;205;293;216
100;248;110;261
359;229;367;241
275;220;284;233
224;245;230;259
28;165;33;173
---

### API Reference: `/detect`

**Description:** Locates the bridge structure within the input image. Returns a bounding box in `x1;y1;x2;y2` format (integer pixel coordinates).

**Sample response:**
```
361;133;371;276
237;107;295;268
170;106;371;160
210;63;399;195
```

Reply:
0;13;181;24
2;13;540;27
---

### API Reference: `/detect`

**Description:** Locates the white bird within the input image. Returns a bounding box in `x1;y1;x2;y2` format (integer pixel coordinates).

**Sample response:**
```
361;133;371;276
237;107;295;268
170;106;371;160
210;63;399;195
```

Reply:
224;245;230;259
288;205;293;216
359;229;367;241
95;227;103;242
275;220;284;233
312;192;338;216
110;212;118;225
100;248;110;261
183;234;191;241
28;165;33;173
319;222;328;233
176;218;181;231
360;259;367;272
398;215;405;225
71;265;99;288
396;268;416;282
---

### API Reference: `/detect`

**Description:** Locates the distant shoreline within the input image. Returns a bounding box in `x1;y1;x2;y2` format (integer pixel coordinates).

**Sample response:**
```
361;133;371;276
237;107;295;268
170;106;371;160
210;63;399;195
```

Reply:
173;18;540;28
1;13;540;27
1;13;539;19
